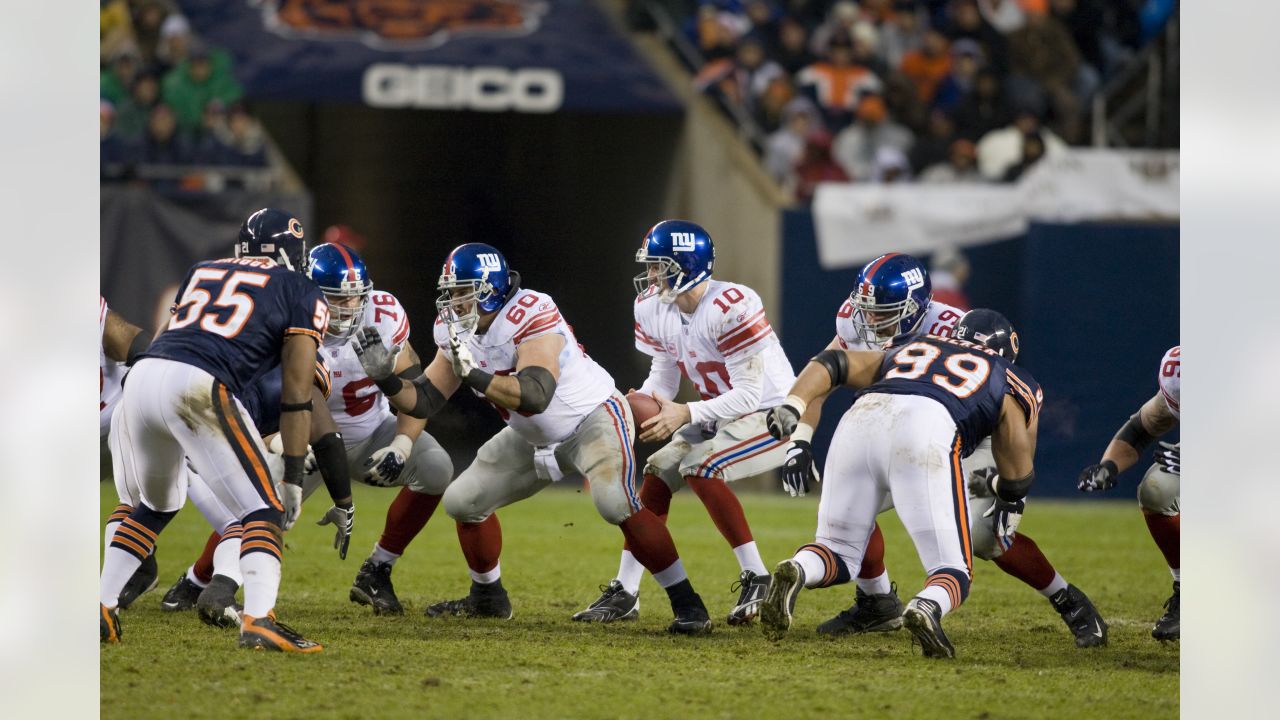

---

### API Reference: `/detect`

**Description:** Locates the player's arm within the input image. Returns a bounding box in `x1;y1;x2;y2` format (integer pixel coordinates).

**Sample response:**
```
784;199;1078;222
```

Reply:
766;347;882;440
353;328;458;420
794;336;844;431
279;334;319;528
473;333;565;413
307;386;352;507
636;354;680;401
102;309;148;365
391;342;430;438
1078;392;1178;492
985;396;1040;543
360;342;433;488
778;337;844;497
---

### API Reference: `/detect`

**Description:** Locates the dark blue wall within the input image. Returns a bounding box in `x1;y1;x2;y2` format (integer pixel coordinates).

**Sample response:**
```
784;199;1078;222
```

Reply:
779;210;1179;497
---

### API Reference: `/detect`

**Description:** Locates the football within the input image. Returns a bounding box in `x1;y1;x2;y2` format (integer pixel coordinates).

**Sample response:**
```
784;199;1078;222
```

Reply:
627;390;662;427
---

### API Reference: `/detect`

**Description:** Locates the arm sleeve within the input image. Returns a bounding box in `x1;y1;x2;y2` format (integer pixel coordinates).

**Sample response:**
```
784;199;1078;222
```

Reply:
1004;366;1043;427
688;352;765;425
637;354;681;401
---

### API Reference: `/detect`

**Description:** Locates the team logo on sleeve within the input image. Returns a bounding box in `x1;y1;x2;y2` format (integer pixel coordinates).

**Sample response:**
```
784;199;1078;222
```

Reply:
260;0;548;50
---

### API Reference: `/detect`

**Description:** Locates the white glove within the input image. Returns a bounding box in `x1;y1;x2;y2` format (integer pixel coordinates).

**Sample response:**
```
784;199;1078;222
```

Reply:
303;445;318;474
362;434;413;487
446;322;480;379
282;482;304;531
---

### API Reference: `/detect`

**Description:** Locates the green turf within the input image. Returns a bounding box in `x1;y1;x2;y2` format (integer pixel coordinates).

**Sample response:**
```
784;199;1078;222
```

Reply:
100;484;1178;719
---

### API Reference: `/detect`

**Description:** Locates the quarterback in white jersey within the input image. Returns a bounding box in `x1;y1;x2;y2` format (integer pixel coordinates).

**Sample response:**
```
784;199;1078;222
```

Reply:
574;220;795;627
355;242;714;633
1078;345;1181;641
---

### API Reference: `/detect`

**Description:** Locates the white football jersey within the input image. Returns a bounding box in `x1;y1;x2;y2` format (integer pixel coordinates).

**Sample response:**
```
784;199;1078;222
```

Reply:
633;280;794;411
835;298;966;350
100;296;127;437
435;288;615;446
1157;345;1180;419
321;290;412;441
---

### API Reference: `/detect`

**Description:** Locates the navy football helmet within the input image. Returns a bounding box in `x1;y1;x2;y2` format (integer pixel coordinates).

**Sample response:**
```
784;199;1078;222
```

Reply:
850;253;932;347
307;243;374;340
634;220;715;303
437;243;518;332
236;208;307;272
955;308;1020;362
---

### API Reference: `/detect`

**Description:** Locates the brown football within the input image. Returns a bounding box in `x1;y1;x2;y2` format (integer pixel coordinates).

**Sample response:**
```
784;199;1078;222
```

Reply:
627;391;662;428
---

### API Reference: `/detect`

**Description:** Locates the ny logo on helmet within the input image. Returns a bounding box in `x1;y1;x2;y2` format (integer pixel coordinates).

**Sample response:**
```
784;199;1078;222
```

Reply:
671;232;697;252
477;253;503;272
901;268;925;290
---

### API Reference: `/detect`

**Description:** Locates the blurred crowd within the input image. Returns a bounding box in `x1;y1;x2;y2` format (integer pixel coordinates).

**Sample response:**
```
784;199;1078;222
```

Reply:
676;0;1176;202
100;0;270;182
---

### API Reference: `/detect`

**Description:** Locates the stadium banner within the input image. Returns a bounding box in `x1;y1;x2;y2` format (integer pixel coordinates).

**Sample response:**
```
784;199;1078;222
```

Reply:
812;149;1180;269
177;1;680;113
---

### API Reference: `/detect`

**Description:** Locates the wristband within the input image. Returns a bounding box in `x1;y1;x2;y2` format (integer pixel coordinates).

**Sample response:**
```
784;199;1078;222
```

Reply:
790;422;815;444
1101;459;1118;476
373;374;404;397
464;368;494;392
783;394;809;418
280;400;313;413
283;455;306;487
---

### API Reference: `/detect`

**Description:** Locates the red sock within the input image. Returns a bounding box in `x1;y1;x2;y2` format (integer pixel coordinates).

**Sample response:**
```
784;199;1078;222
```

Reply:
624;475;672;553
993;533;1058;591
858;523;886;579
686;475;754;548
192;531;221;585
1143;511;1180;571
377;487;442;556
619;508;680;573
456;514;502;574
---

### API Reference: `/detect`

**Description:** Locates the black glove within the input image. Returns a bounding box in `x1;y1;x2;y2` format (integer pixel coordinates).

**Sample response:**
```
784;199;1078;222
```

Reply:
766;403;800;441
984;496;1025;550
316;502;355;560
782;440;821;497
1154;441;1179;475
1076;460;1118;493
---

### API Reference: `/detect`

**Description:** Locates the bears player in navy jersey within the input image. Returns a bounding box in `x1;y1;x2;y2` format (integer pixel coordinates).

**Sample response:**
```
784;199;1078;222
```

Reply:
101;208;328;652
761;310;1043;659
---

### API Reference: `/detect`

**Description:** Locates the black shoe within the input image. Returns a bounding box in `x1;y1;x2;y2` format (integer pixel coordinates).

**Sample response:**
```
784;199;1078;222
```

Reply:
761;559;805;641
572;580;639;623
160;573;203;612
101;604;121;644
1049;584;1108;648
425;581;513;619
903;597;955;659
239;613;323;654
197;575;243;629
667;593;713;635
816;582;905;636
726;570;772;626
350;560;404;616
1152;581;1179;641
118;553;158;610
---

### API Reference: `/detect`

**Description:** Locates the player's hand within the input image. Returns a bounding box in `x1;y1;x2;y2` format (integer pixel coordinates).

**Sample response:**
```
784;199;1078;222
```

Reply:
446;323;480;379
316;502;355;559
282;482;304;531
1154;441;1180;475
766;403;800;441
303;445;318;474
639;395;690;443
984;495;1025;550
362;434;412;487
781;440;821;497
1076;460;1118;493
353;326;400;380
967;467;999;498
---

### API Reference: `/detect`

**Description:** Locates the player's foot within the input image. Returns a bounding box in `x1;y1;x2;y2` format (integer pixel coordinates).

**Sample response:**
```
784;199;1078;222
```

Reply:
726;570;771;626
666;593;712;635
160;573;203;612
1049;584;1108;648
903;597;955;659
197;574;243;628
424;580;513;619
350;560;404;616
572;580;639;623
117;553;158;610
1152;581;1179;641
100;604;121;644
761;559;805;642
816;583;905;636
239;613;323;654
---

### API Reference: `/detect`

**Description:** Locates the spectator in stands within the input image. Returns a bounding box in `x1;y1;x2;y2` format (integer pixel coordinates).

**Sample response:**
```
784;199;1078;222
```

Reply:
100;45;142;105
1007;9;1087;141
931;39;982;115
695;4;744;61
859;0;898;25
324;224;369;251
976;105;1065;179
809;1;861;56
796;31;882;129
765;100;822;186
899;28;952;103
850;22;889;79
140;103;195;165
156;12;194;72
114;72;160;142
977;0;1027;34
1001;131;1047;182
745;1;782;52
945;0;1009;74
878;1;927;69
222;104;269;167
871;146;913;183
882;72;927;136
929;246;973;309
162;41;244;134
832;94;914;180
773;16;816;74
131;0;174;68
100;100;137;180
756;74;800;132
909;109;957;174
194;99;231;164
919;138;983;183
793;130;850;204
951;68;1009;140
100;0;136;64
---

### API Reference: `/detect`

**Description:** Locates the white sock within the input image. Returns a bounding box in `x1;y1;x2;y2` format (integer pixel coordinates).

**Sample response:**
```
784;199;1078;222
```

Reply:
616;550;645;594
184;566;210;589
470;561;501;585
732;541;768;576
371;543;400;567
213;537;243;585
793;549;826;589
1171;567;1180;582
240;553;282;618
100;547;142;608
103;521;121;558
1038;572;1068;598
917;586;954;616
652;558;688;588
857;570;892;596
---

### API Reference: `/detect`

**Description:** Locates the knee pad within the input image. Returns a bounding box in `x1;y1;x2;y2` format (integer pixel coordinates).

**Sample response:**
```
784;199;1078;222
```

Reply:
442;483;488;524
1138;464;1180;515
590;484;636;526
406;446;453;495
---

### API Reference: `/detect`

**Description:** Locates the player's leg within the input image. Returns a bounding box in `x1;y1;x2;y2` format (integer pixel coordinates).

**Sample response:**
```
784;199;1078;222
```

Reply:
1137;458;1180;640
177;467;249;627
104;410;159;611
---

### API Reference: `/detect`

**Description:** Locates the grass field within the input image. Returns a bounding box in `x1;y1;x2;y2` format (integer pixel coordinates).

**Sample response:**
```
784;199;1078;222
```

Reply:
100;483;1178;719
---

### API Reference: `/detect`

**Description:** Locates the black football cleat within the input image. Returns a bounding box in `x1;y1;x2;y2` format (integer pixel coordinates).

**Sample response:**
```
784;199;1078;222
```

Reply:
425;580;513;619
197;574;243;628
160;573;204;612
572;580;639;623
1049;584;1108;648
903;597;955;659
239;613;323;654
117;553;158;610
350;560;404;616
1151;581;1179;641
726;570;772;626
100;604;121;644
666;593;713;635
816;583;905;636
760;559;805;641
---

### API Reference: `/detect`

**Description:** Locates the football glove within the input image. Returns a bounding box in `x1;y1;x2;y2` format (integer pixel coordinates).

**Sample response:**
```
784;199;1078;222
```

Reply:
968;466;998;499
303;445;318;474
1154;441;1180;475
316;502;355;560
984;496;1025;550
353;326;400;380
781;440;821;497
446;323;480;379
1076;460;1118;493
282;482;304;531
766;403;801;441
362;434;413;487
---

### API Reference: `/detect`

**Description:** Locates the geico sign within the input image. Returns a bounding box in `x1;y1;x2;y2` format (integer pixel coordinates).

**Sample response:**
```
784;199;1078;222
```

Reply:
363;64;563;112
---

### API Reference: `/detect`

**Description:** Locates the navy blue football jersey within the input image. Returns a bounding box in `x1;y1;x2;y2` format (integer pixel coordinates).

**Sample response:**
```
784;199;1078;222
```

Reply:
141;257;328;394
238;353;331;436
859;334;1042;456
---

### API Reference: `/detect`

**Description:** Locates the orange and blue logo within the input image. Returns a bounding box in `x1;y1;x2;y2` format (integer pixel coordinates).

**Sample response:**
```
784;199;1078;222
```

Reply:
259;0;548;50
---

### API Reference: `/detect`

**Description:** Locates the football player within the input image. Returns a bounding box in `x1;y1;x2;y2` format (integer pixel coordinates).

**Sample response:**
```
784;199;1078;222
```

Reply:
1077;345;1180;640
762;309;1042;659
101;208;326;652
783;254;1106;648
355;243;714;633
573;220;796;626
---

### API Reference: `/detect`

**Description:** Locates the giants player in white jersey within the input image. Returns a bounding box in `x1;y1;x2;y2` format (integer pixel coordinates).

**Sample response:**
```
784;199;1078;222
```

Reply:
353;243;714;633
784;253;1107;648
1078;345;1181;640
573;220;796;626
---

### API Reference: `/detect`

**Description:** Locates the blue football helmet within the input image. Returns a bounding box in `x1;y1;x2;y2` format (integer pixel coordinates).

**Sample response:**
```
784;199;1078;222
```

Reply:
437;243;517;332
634;220;715;303
955;308;1020;362
307;242;374;340
236;208;307;271
850;253;932;347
